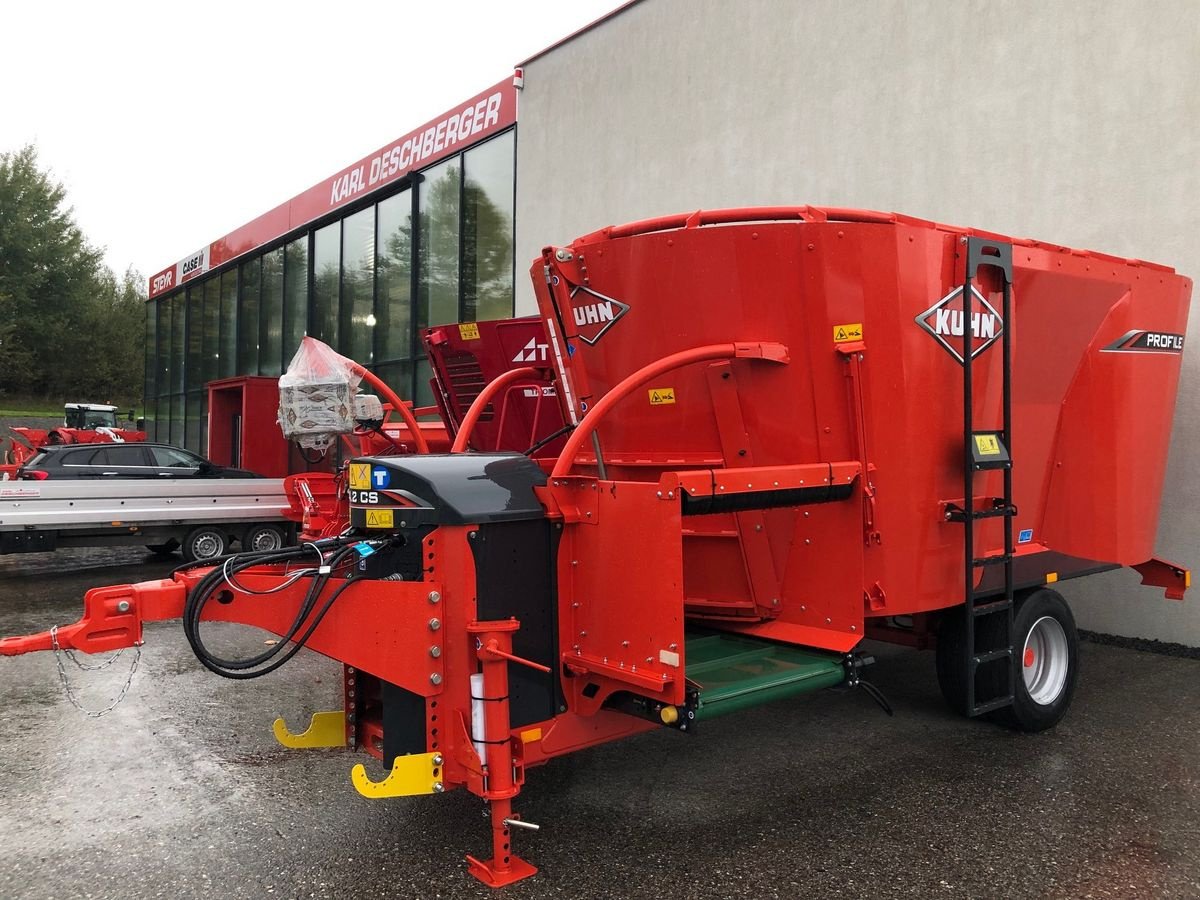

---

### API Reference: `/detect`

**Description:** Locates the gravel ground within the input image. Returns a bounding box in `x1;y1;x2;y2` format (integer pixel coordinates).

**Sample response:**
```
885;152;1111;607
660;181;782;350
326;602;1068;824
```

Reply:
0;548;1198;899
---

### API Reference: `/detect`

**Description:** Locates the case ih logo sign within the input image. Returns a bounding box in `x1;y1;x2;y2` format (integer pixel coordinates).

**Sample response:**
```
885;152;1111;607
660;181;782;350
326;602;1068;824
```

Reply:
914;285;1003;363
568;286;630;345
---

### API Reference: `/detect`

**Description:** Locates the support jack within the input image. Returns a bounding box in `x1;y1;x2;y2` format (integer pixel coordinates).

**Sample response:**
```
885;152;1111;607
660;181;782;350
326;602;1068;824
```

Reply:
466;851;538;888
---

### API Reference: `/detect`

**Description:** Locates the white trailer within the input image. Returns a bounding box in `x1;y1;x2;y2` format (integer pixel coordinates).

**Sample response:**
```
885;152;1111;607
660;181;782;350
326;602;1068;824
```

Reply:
0;479;294;561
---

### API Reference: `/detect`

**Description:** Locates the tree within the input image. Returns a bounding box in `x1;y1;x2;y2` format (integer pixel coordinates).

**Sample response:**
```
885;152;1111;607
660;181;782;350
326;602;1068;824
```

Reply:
0;145;146;406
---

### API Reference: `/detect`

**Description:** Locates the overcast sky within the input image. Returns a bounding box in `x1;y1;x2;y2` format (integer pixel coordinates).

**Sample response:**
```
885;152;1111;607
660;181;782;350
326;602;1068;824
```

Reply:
0;0;620;282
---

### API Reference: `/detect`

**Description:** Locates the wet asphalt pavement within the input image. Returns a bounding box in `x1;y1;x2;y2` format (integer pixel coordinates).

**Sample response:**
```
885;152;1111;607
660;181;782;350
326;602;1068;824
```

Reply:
1;549;1198;900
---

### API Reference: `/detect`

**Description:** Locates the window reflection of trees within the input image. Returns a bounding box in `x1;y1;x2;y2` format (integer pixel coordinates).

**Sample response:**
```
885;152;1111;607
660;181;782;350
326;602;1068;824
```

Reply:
153;132;514;440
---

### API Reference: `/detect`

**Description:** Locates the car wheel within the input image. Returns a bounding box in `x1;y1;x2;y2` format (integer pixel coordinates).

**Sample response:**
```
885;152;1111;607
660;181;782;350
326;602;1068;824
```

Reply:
243;523;286;553
182;526;228;563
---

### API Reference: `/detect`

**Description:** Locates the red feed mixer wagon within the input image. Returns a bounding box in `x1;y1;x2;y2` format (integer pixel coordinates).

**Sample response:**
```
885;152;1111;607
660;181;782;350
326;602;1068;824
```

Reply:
1;207;1191;887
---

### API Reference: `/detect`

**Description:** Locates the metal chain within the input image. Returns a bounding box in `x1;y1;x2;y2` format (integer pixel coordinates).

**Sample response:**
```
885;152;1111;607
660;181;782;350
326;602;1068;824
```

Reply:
50;625;126;671
49;625;142;718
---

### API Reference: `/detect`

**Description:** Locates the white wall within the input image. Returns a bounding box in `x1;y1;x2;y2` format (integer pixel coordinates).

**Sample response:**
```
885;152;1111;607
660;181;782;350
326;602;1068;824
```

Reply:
515;0;1200;643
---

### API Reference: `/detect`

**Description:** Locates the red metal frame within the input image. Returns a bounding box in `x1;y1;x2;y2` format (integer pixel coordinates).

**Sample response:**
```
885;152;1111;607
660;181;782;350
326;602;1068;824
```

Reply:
550;342;789;478
451;366;542;453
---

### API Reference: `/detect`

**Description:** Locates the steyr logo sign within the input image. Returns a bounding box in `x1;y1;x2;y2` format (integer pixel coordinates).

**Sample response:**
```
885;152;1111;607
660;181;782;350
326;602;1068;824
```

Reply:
914;285;1003;363
567;286;630;346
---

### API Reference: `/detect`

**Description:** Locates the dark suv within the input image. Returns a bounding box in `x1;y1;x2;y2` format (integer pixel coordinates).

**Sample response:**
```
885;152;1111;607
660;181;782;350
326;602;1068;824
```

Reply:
18;443;259;480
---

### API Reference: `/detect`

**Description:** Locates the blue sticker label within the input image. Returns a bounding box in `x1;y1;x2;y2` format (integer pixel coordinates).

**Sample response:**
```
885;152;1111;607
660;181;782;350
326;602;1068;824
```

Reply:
371;466;391;489
567;343;576;356
1018;528;1033;544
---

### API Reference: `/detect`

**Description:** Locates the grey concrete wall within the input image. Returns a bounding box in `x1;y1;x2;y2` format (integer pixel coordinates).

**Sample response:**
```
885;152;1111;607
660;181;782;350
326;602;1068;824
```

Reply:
515;0;1200;643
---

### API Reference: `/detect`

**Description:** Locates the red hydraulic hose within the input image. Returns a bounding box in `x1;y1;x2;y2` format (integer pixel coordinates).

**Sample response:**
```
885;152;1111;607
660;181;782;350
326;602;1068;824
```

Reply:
351;364;431;454
451;367;541;453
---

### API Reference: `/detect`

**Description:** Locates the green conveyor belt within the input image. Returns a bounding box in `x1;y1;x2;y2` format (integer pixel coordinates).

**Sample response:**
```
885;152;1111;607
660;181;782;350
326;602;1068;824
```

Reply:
685;629;846;719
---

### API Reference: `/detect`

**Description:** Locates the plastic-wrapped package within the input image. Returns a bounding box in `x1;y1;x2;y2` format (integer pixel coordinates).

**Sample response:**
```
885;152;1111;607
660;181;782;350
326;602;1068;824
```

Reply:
353;394;384;424
277;337;363;450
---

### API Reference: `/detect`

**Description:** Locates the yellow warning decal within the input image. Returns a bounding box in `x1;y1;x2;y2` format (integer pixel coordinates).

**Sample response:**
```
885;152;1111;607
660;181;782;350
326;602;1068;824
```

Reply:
349;463;372;489
648;387;676;406
833;323;863;343
974;434;1001;456
365;509;395;529
519;727;543;743
458;322;481;340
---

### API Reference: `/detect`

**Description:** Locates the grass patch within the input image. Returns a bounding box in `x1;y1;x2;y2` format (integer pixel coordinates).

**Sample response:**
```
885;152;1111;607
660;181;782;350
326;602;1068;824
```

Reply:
0;407;60;418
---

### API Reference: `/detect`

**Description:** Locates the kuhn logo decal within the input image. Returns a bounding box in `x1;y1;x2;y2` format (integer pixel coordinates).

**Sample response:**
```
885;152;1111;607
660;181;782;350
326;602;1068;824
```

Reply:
1101;330;1185;354
567;286;630;345
914;286;1003;363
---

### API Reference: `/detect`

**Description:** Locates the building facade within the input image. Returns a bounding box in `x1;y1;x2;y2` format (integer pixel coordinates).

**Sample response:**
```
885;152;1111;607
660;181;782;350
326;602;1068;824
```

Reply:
144;81;517;454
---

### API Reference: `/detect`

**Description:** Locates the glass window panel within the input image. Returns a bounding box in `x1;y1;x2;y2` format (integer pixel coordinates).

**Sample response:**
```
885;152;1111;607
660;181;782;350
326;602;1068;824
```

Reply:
376;189;413;363
186;392;203;453
185;286;204;393
220;270;237;378
170;293;185;395
340;207;375;364
238;257;261;375
414;357;434;409
417;158;460;329
283;238;308;366
143;302;156;408
142;398;157;442
200;394;209;459
156;298;172;398
462;133;514;322
153;445;203;467
312;222;340;347
203;277;220;384
260;247;284;375
170;394;184;446
370;360;413;408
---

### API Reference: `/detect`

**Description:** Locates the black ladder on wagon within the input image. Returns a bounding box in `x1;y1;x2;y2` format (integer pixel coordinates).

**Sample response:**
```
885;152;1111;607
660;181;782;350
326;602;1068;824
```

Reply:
946;236;1016;717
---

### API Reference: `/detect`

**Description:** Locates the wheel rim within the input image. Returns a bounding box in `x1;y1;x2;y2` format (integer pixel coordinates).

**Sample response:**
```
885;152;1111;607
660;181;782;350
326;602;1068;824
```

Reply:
1022;615;1069;705
193;533;223;559
249;529;282;552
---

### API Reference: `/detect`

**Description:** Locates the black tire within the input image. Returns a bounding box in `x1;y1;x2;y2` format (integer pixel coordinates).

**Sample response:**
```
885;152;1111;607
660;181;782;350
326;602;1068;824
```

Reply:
145;539;180;556
936;588;1079;732
242;523;286;553
181;526;228;563
993;588;1079;732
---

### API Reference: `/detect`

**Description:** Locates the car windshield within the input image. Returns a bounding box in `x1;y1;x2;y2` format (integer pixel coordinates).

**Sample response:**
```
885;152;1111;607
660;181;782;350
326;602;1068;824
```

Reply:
64;408;117;429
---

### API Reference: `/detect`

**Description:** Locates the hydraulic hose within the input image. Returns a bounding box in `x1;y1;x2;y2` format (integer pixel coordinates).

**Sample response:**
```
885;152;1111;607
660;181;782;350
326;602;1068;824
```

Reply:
181;535;368;680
